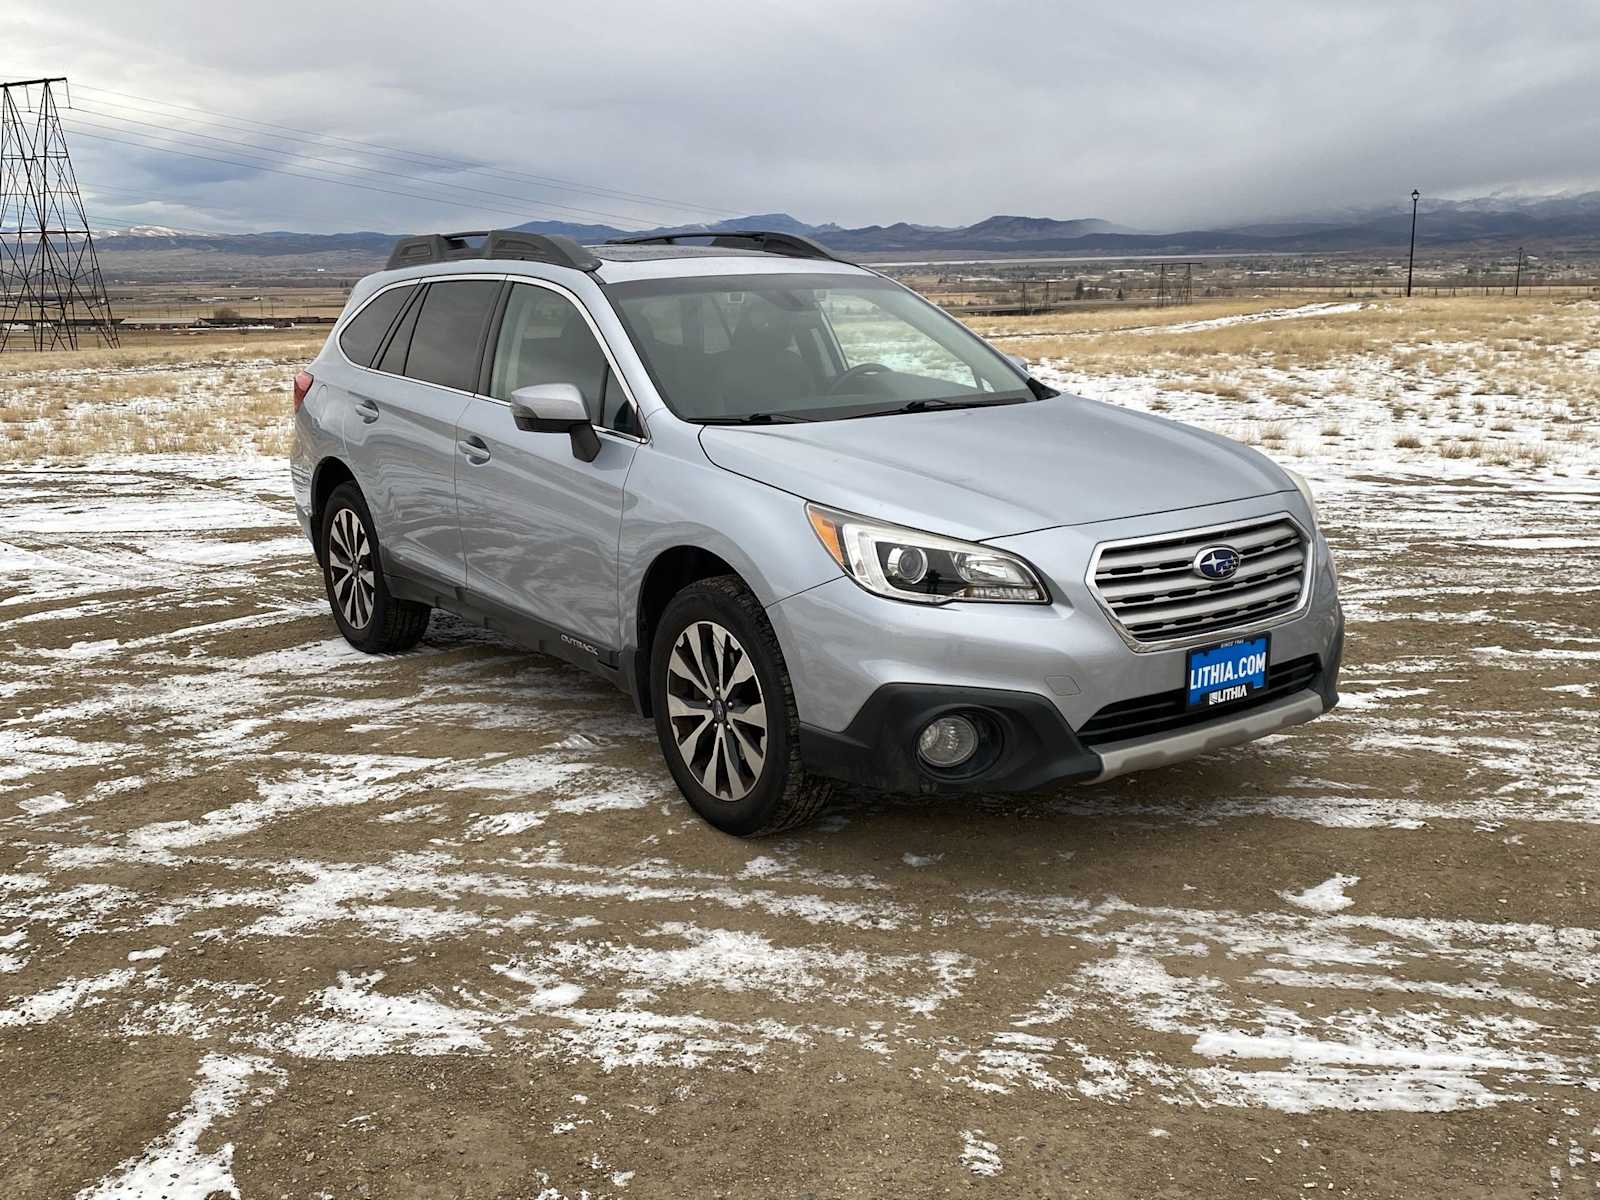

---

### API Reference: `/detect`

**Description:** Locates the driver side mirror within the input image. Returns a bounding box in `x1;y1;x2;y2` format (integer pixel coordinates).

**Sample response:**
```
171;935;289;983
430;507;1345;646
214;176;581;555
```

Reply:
1005;353;1031;375
509;383;600;463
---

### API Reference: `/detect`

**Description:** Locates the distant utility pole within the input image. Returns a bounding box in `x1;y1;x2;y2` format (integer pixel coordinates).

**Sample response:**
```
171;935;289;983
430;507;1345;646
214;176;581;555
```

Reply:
1405;189;1420;298
1513;246;1524;297
0;77;119;351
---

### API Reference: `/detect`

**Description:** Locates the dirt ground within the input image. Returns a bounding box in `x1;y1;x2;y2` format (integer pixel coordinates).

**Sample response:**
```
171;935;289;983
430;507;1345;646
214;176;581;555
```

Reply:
3;303;1599;1198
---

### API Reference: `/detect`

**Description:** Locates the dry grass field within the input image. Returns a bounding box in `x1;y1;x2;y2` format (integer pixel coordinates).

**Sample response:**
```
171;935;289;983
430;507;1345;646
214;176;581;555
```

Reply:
982;295;1600;476
0;332;321;460
2;294;1598;1198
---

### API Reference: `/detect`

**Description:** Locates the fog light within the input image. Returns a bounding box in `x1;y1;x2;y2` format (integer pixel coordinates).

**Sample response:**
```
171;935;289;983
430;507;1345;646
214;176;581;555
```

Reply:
917;714;980;768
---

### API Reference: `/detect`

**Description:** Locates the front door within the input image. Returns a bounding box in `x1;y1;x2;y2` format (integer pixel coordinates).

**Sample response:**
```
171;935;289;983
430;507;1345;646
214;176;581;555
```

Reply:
454;281;642;656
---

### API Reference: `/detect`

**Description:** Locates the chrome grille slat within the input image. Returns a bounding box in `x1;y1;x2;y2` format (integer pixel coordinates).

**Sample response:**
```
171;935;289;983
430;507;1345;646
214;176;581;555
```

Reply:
1096;522;1296;571
1090;514;1310;646
1098;546;1304;601
1120;575;1301;628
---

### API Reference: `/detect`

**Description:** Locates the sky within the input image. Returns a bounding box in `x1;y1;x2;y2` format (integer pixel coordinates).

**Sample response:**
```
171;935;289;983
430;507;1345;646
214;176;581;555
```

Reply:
6;0;1600;236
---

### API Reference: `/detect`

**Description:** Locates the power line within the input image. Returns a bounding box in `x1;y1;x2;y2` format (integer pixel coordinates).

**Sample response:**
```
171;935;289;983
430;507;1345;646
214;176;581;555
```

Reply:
67;81;738;219
73;177;315;233
74;91;735;219
62;107;667;228
62;126;653;229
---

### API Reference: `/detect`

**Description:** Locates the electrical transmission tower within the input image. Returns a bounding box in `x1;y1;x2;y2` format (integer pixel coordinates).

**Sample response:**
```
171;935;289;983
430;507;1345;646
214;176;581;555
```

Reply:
0;77;119;351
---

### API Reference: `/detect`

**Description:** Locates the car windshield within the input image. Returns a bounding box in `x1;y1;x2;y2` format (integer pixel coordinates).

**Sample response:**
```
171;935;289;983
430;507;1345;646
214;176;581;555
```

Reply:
608;273;1035;423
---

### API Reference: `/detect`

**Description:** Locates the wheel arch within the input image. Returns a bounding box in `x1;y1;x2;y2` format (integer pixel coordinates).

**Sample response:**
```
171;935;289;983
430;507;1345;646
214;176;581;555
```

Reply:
309;456;358;557
630;544;745;717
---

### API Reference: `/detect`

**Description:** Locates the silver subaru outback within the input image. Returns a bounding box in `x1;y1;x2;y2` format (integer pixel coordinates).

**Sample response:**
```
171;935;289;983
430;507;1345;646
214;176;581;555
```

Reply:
291;228;1343;836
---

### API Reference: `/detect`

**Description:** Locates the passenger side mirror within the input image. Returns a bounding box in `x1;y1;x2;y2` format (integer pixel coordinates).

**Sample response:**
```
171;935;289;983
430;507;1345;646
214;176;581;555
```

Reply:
509;383;600;463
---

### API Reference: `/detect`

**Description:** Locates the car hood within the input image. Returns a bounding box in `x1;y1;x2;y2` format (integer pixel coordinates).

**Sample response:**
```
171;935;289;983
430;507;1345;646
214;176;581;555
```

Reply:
698;394;1293;541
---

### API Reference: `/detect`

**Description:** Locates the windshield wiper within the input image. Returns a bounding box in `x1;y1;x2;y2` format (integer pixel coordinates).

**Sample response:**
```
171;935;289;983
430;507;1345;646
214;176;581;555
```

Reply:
855;395;1028;419
693;411;812;425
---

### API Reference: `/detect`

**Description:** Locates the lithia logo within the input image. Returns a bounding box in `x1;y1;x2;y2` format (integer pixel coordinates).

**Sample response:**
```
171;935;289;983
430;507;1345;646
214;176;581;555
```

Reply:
560;633;599;656
1192;545;1241;581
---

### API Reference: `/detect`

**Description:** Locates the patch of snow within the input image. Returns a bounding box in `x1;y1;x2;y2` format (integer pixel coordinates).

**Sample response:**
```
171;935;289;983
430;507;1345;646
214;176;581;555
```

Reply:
73;1053;282;1200
17;792;71;816
961;1129;1003;1177
272;972;504;1059
1282;875;1361;914
0;969;135;1027
467;811;548;836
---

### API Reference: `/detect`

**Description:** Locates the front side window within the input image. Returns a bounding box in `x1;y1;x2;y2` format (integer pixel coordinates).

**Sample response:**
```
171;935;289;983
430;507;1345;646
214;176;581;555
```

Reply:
338;284;413;367
402;279;502;392
609;273;1032;423
490;284;635;434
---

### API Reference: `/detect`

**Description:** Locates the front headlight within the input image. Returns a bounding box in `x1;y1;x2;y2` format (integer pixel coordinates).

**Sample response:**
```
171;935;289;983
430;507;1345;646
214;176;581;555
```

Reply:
805;503;1049;605
1283;467;1319;522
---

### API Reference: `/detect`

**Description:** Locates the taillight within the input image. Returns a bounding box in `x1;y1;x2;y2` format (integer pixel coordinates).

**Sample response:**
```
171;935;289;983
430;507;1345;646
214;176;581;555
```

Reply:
292;369;314;412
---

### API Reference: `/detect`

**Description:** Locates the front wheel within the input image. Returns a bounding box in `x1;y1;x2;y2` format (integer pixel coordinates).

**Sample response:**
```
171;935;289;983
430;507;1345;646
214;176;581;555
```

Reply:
650;575;834;836
319;482;431;653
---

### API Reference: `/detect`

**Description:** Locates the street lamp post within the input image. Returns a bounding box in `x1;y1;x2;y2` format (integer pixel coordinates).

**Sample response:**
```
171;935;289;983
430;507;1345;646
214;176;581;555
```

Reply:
1406;189;1420;298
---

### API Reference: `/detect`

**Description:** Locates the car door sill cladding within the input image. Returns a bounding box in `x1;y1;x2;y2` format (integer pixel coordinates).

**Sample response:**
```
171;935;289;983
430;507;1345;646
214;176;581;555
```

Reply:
384;556;625;684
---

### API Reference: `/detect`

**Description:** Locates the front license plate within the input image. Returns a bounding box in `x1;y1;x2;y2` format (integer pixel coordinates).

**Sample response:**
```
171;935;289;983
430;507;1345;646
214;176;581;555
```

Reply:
1186;635;1269;710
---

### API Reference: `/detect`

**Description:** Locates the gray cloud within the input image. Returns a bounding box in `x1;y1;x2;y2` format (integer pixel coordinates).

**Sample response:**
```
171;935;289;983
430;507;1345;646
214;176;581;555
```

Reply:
9;0;1600;235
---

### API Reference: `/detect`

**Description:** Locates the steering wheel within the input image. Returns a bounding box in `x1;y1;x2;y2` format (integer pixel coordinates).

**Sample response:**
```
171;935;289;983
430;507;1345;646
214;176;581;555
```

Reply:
829;362;893;394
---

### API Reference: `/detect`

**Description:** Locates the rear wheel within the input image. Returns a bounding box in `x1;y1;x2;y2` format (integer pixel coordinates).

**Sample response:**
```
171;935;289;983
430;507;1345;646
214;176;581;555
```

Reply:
650;575;834;836
319;482;430;653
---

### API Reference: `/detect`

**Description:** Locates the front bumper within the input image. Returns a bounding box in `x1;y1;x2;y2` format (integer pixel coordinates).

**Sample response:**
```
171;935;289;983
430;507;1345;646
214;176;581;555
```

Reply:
796;630;1341;793
768;494;1344;794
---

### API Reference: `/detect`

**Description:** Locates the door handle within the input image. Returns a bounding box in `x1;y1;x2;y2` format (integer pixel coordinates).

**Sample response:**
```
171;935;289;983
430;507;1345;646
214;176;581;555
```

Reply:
353;396;380;423
457;435;491;465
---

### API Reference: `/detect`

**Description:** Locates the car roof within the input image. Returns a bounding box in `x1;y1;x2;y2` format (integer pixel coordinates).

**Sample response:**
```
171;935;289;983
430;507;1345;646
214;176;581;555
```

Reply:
591;248;875;284
364;247;875;288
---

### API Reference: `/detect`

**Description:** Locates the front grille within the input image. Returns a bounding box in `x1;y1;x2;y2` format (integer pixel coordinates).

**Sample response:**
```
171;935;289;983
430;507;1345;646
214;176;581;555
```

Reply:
1077;654;1321;747
1090;514;1309;644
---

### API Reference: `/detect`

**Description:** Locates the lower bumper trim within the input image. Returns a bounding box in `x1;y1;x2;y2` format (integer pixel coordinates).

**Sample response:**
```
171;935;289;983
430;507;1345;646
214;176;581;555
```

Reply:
1089;688;1328;782
799;683;1102;795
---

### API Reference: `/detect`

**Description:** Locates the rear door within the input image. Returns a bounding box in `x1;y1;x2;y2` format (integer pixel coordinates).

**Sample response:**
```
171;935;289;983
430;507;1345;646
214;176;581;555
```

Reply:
454;279;643;656
342;275;502;586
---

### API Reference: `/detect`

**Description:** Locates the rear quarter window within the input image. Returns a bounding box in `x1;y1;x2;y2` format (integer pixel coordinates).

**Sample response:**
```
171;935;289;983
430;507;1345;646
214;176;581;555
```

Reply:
337;285;413;367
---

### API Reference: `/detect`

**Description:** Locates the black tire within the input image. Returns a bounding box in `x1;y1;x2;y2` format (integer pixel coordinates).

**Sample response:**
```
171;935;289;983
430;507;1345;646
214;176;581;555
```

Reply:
319;482;431;654
650;575;834;836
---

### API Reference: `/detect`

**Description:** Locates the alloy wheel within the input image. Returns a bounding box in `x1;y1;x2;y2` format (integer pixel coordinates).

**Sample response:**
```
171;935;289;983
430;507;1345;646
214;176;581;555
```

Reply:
327;507;376;629
665;620;768;801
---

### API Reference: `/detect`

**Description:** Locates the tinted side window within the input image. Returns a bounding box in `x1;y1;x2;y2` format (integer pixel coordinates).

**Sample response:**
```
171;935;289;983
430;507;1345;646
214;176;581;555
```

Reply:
490;284;634;431
376;287;423;375
404;280;502;391
338;285;413;367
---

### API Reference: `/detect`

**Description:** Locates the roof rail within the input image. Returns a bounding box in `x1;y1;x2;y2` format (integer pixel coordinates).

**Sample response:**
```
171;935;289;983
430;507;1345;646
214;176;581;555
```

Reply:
385;229;601;273
604;230;854;265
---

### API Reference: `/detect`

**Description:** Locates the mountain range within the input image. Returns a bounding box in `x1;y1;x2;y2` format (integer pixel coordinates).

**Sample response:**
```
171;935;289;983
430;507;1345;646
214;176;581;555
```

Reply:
87;191;1600;266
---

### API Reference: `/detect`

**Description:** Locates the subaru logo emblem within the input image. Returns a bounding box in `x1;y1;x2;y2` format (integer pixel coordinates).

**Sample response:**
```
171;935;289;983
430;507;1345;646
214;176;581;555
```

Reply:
1193;545;1241;580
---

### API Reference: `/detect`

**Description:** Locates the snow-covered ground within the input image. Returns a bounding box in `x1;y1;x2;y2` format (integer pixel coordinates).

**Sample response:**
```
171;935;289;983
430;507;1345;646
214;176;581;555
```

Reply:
2;307;1598;1197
